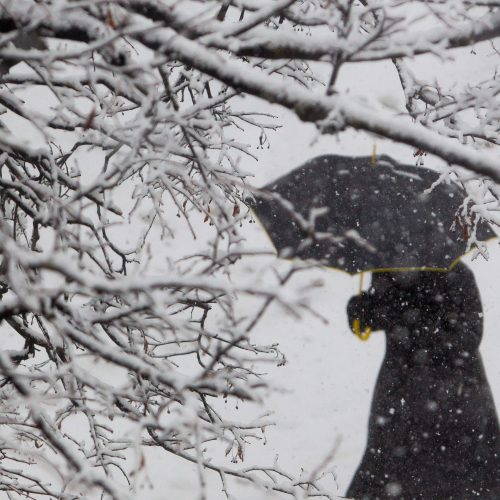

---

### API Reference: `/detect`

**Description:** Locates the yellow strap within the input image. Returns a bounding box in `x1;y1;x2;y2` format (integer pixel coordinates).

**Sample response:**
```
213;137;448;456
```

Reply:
353;318;372;341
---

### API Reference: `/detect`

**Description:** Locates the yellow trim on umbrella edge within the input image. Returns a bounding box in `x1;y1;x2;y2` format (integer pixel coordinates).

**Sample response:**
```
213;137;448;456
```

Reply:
250;207;498;275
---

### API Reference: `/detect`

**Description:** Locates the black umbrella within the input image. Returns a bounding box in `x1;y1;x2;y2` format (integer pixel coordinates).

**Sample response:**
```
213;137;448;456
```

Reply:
251;155;495;275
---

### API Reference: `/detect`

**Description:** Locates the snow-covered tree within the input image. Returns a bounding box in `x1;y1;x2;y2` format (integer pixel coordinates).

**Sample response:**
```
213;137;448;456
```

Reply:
0;0;499;498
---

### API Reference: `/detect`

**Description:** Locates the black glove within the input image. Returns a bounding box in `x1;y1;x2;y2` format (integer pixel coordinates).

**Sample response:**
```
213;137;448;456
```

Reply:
347;292;374;336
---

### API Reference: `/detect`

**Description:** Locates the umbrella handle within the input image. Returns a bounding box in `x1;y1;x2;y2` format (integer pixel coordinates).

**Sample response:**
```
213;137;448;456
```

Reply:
352;318;372;341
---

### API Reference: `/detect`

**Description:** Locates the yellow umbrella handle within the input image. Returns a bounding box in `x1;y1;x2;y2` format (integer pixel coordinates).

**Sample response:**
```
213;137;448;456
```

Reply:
353;272;372;341
353;318;372;341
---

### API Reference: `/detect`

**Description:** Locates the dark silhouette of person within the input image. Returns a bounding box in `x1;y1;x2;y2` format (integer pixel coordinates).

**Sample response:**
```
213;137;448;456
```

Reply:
346;262;500;500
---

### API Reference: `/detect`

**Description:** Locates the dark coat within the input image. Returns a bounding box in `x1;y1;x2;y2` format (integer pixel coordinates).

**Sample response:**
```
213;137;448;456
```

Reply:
346;263;500;500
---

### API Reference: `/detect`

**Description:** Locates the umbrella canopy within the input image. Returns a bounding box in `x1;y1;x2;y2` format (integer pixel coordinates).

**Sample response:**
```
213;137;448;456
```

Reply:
251;155;495;274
